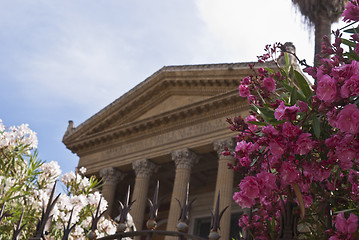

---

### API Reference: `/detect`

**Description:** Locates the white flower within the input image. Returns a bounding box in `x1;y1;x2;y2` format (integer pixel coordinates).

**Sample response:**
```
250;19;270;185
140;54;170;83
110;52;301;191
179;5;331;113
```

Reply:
0;119;5;132
40;161;62;178
79;167;87;174
78;176;91;189
70;194;88;209
61;171;76;185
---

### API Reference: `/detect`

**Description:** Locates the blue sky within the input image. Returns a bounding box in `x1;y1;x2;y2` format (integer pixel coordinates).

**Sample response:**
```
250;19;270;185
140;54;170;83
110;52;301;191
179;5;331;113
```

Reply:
0;0;345;175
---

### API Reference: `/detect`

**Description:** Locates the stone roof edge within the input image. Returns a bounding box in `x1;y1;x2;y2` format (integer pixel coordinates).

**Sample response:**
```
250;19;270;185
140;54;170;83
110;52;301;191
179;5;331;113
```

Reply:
63;61;261;141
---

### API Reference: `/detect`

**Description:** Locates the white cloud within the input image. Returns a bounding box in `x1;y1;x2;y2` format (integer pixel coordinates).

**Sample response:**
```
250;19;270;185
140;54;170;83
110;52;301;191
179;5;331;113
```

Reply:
195;0;315;64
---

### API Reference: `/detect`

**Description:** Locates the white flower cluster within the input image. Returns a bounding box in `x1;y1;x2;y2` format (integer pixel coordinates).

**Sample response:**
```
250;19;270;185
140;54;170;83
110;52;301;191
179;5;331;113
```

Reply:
0;119;38;149
47;167;116;238
0;120;121;238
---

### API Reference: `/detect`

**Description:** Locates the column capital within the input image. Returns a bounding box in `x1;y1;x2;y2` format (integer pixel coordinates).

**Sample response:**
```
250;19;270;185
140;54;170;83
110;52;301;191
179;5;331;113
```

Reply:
213;138;235;157
171;148;199;169
99;167;124;186
132;159;158;178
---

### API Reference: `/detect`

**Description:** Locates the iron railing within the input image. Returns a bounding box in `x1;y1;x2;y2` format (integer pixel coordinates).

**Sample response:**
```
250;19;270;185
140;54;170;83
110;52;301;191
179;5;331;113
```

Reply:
2;181;229;240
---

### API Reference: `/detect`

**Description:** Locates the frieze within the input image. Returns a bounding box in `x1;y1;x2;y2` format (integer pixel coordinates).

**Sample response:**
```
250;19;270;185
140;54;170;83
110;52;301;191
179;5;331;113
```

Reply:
100;117;227;159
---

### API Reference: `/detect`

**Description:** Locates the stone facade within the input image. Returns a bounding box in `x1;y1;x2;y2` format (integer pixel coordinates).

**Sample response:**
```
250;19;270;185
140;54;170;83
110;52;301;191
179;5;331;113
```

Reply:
62;62;275;239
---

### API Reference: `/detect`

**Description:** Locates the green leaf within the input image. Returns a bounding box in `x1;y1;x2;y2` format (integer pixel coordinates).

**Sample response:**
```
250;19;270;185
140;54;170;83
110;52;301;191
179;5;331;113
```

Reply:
294;70;312;98
341;38;356;48
312;115;321;138
290;86;297;105
344;49;359;61
284;52;290;72
344;26;359;34
247;121;267;126
265;67;275;74
249;105;276;124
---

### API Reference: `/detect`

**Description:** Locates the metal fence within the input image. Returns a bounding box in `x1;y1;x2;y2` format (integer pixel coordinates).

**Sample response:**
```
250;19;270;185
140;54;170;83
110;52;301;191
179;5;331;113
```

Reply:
3;182;228;240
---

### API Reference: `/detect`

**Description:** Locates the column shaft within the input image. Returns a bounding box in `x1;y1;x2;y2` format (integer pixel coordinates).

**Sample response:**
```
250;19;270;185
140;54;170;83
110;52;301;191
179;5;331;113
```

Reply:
166;148;198;240
99;167;124;218
131;159;157;237
213;156;235;240
132;177;150;231
213;138;235;240
102;184;117;217
166;167;191;231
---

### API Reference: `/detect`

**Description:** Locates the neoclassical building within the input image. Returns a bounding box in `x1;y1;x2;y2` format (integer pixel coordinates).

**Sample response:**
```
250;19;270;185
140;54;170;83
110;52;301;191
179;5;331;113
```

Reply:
63;62;265;239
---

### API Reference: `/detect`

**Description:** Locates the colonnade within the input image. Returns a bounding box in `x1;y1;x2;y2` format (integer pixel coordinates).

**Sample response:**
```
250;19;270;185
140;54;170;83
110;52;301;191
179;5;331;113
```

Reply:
99;138;236;239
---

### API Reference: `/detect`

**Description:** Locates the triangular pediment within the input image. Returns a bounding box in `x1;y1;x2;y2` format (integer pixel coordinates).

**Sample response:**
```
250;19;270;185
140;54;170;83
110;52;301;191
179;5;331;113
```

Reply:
63;62;259;149
135;94;212;121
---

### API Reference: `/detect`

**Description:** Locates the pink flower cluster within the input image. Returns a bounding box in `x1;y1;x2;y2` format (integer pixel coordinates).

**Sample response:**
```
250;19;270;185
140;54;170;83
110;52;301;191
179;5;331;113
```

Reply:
230;2;359;238
328;212;358;239
343;0;359;22
233;171;277;208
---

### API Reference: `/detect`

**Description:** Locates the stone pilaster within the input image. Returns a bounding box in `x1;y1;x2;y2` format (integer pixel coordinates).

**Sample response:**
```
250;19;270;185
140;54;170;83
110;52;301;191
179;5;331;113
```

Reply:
131;159;157;233
213;138;236;240
99;167;124;217
166;148;198;237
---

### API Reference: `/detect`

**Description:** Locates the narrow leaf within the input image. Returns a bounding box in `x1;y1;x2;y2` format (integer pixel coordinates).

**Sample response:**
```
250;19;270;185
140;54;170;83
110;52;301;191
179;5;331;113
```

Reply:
344;26;359;34
294;70;312;97
290;86;297;105
293;182;305;219
341;38;356;48
312;115;321;138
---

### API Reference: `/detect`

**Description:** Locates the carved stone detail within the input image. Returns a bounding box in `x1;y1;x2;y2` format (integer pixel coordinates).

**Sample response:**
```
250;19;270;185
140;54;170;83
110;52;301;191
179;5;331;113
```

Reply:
132;159;158;178
171;148;199;169
99;167;124;185
213;138;235;158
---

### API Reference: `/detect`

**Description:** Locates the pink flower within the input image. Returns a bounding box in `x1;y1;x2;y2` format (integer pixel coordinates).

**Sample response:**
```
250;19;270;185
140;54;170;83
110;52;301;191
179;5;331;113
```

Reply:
233;191;256;208
257;171;277;193
279;162;300;186
236;140;255;153
268;154;281;168
239;156;251;167
238;214;249;228
332;61;359;82
343;0;359;22
334;212;358;234
298;101;308;112
295;133;313;155
349;169;359;185
269;140;285;157
340;75;359;98
336;104;359;134
239;84;250;97
274;101;286;120
328;235;341;240
274;101;299;121
327;110;337;128
245;115;259;132
282;122;301;139
242;76;251;85
239;176;261;199
337;150;354;170
302;195;313;208
316;75;337;103
262;124;279;136
262;77;276;93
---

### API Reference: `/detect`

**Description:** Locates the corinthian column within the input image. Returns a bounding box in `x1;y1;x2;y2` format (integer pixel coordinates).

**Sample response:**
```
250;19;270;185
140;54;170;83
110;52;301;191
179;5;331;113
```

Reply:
213;138;236;240
166;149;198;236
99;167;124;217
131;159;157;233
